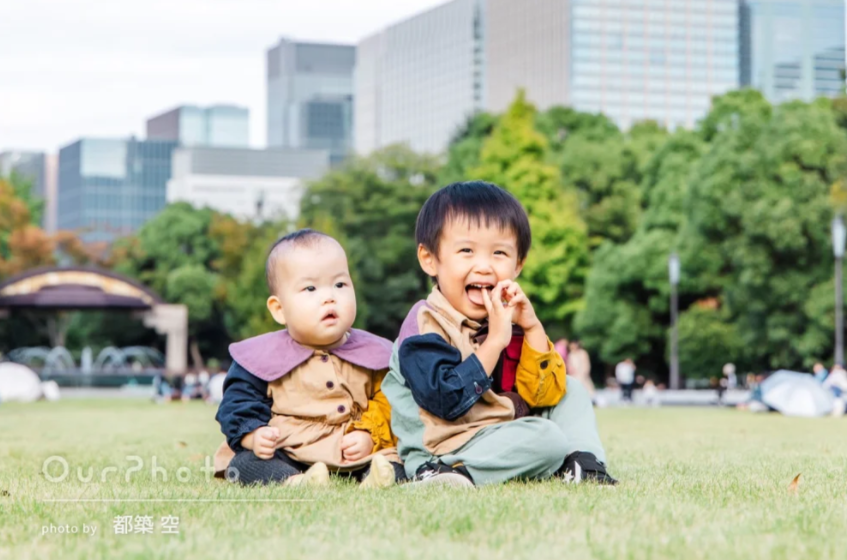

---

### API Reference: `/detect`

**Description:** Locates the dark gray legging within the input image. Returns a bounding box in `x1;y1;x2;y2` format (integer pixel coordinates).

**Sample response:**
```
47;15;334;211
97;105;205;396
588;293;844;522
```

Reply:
226;450;407;486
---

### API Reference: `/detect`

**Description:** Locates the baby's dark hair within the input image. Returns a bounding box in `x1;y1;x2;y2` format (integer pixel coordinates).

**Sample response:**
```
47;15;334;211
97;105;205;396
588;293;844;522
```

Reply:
415;181;531;261
265;228;332;294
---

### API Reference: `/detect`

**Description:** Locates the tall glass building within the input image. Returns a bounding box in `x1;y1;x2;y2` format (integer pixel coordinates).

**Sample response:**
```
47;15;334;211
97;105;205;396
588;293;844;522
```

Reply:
58;138;177;243
355;0;485;155
570;0;740;130
146;105;249;148
740;0;845;103
266;39;355;164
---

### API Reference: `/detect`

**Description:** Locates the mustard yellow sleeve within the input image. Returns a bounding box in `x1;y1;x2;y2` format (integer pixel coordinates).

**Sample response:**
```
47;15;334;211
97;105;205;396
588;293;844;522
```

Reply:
515;337;567;408
350;369;397;452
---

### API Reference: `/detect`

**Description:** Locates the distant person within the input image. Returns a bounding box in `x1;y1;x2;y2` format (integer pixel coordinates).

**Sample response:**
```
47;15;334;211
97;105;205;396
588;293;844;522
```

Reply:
823;363;847;398
213;230;403;488
566;340;595;398
615;358;636;402
554;338;569;364
642;379;660;407
813;362;829;384
717;363;736;403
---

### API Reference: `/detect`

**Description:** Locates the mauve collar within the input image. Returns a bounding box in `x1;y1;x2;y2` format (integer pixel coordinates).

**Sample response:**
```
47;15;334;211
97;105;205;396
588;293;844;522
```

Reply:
229;329;393;382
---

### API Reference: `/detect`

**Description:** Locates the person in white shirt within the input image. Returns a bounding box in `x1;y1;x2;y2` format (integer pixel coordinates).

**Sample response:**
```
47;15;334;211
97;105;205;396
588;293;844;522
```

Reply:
615;358;636;402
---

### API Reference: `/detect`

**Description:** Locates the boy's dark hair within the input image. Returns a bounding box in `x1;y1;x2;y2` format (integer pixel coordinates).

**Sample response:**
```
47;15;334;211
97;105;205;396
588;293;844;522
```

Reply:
415;181;531;261
265;228;331;294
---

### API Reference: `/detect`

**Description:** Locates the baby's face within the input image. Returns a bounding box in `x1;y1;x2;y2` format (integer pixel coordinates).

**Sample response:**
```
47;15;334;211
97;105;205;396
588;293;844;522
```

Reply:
419;217;523;321
268;240;357;348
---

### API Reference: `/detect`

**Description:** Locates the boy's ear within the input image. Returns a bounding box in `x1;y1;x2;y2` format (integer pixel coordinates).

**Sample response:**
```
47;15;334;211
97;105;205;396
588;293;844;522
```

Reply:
266;295;287;326
417;244;438;277
514;259;525;278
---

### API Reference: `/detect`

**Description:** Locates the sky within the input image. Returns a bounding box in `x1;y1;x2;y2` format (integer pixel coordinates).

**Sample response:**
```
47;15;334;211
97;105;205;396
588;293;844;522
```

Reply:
0;0;447;153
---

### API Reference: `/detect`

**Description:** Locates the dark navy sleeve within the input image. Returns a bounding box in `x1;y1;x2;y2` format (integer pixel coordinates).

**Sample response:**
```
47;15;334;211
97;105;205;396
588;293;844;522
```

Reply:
397;333;492;421
214;361;272;452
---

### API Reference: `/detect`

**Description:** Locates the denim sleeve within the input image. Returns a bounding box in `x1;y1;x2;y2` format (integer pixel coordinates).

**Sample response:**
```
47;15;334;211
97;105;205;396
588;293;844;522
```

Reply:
397;333;492;421
214;361;272;452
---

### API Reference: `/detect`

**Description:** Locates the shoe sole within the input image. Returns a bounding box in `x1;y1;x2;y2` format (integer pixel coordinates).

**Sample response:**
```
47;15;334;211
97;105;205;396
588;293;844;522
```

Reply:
405;473;474;489
285;461;330;487
360;454;396;489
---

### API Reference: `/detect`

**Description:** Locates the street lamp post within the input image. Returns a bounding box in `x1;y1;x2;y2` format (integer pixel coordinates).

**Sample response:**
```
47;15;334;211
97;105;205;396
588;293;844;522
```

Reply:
669;252;681;390
832;216;846;365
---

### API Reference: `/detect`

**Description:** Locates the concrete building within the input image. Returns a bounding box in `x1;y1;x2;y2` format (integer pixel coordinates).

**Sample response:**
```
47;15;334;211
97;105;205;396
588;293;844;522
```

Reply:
266;38;355;163
570;0;740;130
58;138;177;243
0;150;58;233
166;147;330;222
484;0;571;113
740;0;845;104
146;105;249;148
354;0;485;155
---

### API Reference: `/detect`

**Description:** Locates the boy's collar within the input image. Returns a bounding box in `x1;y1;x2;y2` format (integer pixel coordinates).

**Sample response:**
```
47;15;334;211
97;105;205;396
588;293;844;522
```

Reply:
426;286;483;333
229;329;393;382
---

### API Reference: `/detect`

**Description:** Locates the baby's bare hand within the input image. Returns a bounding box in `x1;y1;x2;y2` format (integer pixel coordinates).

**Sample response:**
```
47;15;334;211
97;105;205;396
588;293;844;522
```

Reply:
341;430;374;463
250;426;279;460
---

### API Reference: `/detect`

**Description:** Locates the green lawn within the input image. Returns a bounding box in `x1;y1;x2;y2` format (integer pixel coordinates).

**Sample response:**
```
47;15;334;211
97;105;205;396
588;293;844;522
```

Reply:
1;400;845;560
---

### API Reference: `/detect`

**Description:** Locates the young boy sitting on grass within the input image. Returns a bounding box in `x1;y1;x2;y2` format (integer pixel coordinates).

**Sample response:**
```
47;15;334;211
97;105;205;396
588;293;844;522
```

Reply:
213;229;404;488
382;181;616;487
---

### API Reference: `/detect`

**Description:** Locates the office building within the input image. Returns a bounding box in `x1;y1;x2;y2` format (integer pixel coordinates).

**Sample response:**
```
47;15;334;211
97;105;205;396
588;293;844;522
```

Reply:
266;38;355;163
146;105;250;147
355;0;485;155
167;147;330;221
740;0;845;103
570;0;740;130
58;138;177;243
485;0;571;113
0;150;58;233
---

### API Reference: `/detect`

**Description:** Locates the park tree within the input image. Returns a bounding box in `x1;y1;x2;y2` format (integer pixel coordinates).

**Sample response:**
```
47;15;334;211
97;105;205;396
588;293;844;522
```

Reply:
440;111;499;185
577;89;847;380
471;91;590;332
299;145;441;339
538;107;668;247
683;93;847;371
111;203;231;364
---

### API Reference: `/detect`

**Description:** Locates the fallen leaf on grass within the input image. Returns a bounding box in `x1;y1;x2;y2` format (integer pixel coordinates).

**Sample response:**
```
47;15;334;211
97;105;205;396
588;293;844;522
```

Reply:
177;441;188;448
1;490;10;497
788;473;801;494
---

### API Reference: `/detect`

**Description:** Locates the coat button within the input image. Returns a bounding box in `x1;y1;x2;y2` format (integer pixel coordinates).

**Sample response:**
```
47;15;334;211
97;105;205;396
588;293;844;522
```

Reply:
540;360;549;370
326;381;334;389
337;405;345;413
474;383;482;395
321;355;329;362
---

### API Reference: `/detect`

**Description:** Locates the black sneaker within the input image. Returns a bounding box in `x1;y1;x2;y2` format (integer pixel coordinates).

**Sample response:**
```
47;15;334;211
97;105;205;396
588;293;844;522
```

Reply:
408;461;474;488
560;452;618;485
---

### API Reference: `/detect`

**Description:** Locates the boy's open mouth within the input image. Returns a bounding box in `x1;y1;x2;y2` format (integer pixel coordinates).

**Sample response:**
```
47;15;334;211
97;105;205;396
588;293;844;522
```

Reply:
465;283;494;307
321;310;339;323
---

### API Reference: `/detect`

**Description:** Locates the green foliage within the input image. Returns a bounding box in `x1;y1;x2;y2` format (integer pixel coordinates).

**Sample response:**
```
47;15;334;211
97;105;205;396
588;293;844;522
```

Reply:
579;89;847;380
440;111;499;185
675;306;742;379
299;145;441;339
471;91;590;330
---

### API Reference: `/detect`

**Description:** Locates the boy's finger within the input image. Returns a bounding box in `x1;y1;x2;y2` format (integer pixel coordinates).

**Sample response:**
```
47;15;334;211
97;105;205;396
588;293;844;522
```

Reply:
509;294;526;307
490;283;507;309
481;285;494;312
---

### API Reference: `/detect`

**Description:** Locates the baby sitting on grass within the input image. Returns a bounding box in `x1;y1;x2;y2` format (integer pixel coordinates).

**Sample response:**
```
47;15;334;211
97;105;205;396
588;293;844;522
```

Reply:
212;229;404;488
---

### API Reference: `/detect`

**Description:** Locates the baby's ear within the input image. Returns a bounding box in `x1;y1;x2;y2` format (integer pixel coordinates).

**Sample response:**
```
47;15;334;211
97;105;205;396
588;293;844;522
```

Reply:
266;296;287;326
417;244;438;277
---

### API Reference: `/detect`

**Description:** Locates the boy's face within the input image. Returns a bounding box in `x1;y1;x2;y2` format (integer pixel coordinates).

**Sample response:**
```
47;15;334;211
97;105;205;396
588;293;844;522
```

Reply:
418;217;523;321
266;239;357;348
